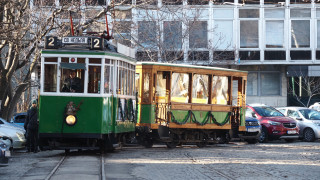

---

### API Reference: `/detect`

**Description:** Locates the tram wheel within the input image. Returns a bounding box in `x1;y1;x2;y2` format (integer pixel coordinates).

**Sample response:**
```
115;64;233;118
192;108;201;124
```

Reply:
166;132;179;149
143;138;154;148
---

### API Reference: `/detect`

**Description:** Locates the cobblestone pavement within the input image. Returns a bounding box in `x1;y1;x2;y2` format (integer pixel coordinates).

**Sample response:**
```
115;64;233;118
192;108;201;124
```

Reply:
105;141;320;180
1;141;320;180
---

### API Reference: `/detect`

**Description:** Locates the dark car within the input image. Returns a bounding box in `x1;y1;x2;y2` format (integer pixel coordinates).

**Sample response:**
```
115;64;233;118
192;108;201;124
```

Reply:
10;112;27;127
0;136;11;167
246;104;299;143
239;117;261;144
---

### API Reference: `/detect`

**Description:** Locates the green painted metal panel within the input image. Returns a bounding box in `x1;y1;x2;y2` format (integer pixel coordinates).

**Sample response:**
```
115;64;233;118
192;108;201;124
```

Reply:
39;96;105;134
139;104;155;124
113;97;136;133
171;110;190;124
171;110;230;124
211;112;230;124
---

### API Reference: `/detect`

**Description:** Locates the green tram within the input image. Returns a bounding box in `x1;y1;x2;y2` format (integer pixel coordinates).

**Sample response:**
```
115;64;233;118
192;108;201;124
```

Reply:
38;36;136;152
135;62;248;148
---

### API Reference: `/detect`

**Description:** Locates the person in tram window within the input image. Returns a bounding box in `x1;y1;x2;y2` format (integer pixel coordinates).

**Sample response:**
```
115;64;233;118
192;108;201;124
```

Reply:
62;69;82;92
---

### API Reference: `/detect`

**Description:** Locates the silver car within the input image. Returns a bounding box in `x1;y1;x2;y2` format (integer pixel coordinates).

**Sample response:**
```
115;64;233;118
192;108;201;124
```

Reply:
0;118;26;149
277;107;320;142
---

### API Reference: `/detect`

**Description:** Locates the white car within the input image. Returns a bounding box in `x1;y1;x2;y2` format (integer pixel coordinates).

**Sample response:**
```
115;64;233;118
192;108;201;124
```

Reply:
309;102;320;112
0;118;26;149
277;107;320;142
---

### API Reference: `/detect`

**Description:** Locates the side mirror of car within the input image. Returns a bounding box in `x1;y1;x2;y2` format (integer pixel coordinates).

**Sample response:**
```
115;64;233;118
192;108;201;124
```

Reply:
252;113;257;118
0;136;10;140
296;117;303;121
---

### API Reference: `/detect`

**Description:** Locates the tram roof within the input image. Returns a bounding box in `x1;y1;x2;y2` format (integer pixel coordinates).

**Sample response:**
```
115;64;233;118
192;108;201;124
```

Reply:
41;49;135;62
136;62;248;74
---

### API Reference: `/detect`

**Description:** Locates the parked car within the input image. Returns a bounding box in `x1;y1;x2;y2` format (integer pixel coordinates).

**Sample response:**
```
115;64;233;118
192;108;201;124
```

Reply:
0;136;11;167
0;118;26;149
10;112;27;127
239;117;261;144
309;102;320;112
277;107;320;142
246;104;299;143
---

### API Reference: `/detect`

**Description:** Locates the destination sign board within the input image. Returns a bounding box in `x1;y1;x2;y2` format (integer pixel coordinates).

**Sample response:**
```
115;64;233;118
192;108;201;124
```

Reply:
62;37;88;44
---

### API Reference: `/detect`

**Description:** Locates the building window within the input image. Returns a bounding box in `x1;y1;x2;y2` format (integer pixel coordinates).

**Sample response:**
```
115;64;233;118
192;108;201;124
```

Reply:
188;0;209;5
214;20;233;50
188;51;209;61
265;51;286;60
138;21;157;49
240;21;259;48
247;73;258;96
291;0;311;4
161;51;184;62
164;21;182;49
34;0;55;6
239;51;260;60
85;0;106;5
265;21;284;48
261;73;280;96
291;20;310;48
163;0;183;5
290;51;311;60
189;21;208;49
60;0;81;6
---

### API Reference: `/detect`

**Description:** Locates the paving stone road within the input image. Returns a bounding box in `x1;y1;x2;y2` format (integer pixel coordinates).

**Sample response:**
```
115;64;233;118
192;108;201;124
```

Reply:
1;141;320;180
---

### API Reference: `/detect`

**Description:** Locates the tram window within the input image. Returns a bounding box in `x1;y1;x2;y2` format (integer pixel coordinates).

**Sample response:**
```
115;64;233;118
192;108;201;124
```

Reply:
171;73;189;103
135;73;140;99
192;74;209;104
88;66;101;93
44;64;57;92
60;69;84;93
61;58;68;63
44;57;57;62
156;72;167;103
212;76;228;105
89;58;101;64
104;66;110;93
142;72;150;103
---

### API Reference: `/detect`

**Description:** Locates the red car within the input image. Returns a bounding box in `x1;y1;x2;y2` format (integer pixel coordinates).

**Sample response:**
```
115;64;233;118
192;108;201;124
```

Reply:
246;104;299;143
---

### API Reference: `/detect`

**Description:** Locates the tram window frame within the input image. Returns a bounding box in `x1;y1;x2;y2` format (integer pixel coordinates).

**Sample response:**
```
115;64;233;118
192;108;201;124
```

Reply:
88;58;102;94
192;74;209;104
104;59;113;94
43;60;58;92
171;72;189;103
142;72;151;103
212;76;229;105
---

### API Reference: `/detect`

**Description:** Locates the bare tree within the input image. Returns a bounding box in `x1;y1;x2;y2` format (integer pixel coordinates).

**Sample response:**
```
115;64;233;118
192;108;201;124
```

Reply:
0;0;112;120
111;0;235;65
287;67;320;107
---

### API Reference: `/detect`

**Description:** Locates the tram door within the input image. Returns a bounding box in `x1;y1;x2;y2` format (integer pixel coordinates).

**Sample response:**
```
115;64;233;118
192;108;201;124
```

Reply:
155;71;170;123
231;77;246;137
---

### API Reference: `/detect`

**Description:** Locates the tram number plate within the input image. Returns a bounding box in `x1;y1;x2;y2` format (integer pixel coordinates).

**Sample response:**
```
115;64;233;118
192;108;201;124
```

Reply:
62;37;88;44
287;130;297;134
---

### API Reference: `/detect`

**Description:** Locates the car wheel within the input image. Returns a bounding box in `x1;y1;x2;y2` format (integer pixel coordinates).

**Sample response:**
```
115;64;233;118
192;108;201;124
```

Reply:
303;128;315;142
258;127;268;143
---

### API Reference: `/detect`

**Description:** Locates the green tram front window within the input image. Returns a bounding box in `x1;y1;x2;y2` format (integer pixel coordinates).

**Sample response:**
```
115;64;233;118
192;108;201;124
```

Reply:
44;63;57;92
171;73;189;103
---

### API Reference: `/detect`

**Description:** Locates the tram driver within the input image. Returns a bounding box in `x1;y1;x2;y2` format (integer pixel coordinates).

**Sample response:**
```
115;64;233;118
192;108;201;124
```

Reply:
62;69;82;93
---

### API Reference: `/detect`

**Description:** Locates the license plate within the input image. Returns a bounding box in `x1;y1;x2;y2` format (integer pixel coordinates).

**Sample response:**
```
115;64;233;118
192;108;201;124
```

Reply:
5;151;11;157
287;130;297;134
247;128;260;132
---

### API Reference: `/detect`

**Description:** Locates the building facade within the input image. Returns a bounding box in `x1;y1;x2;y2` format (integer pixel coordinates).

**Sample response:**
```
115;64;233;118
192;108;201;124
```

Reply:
33;0;320;107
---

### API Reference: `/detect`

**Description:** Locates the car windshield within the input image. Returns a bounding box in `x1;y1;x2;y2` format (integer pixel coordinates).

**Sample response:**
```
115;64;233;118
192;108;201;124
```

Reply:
299;109;320;120
253;106;284;117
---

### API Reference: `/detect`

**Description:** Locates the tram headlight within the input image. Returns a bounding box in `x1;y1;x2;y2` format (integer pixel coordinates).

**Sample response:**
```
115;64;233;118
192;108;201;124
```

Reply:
65;115;77;126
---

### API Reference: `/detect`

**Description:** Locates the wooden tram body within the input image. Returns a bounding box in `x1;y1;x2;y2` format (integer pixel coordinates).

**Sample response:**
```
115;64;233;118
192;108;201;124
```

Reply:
38;36;136;151
135;62;248;148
